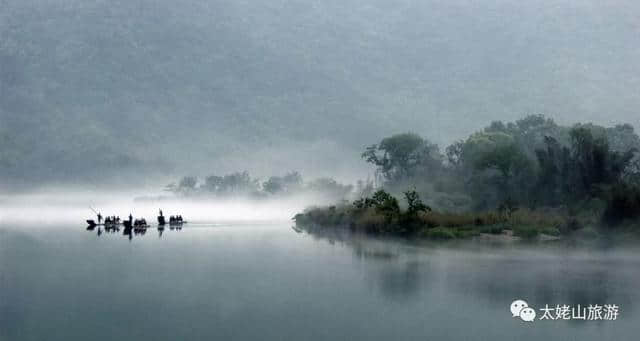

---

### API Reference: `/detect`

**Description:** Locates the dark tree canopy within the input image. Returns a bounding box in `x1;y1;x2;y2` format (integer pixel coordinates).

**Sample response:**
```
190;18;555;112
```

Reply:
362;133;442;183
362;115;640;214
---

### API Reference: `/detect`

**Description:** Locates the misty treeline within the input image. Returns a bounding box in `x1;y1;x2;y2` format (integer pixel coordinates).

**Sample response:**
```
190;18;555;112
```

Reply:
361;115;640;226
295;115;640;238
165;171;369;201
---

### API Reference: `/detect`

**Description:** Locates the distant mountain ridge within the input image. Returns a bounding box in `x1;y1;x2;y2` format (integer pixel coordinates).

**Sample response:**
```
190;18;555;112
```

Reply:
2;0;639;185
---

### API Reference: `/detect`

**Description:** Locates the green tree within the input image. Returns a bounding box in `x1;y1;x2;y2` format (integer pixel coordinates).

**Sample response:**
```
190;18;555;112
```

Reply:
484;115;567;158
370;189;400;221
460;131;533;208
263;171;303;195
306;177;353;200
533;136;572;206
201;171;259;196
404;189;431;215
262;176;284;194
445;140;464;169
362;133;441;183
569;126;636;197
178;176;197;192
204;175;224;192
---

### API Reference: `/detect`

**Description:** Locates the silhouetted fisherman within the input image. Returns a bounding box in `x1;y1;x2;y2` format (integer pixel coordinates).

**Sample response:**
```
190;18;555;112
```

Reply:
97;212;102;223
129;213;133;222
157;209;166;226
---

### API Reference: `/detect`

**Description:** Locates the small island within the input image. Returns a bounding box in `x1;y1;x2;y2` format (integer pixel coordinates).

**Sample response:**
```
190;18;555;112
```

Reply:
294;115;640;241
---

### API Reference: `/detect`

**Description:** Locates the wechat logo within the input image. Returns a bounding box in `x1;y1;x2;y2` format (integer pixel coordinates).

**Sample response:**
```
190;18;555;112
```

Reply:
511;299;536;322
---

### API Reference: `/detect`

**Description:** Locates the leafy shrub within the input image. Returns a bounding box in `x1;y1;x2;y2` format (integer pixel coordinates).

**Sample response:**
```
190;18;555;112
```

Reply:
424;227;456;240
539;227;561;236
404;189;431;215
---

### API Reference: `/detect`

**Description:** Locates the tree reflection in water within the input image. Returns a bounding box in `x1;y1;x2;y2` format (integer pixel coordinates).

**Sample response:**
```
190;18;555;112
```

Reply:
297;224;639;319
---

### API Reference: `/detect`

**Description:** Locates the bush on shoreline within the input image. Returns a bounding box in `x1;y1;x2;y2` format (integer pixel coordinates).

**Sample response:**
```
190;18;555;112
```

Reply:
294;189;569;240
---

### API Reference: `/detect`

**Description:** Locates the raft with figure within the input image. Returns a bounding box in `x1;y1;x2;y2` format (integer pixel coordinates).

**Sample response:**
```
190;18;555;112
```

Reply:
158;210;187;226
86;219;122;228
132;218;149;229
86;208;186;230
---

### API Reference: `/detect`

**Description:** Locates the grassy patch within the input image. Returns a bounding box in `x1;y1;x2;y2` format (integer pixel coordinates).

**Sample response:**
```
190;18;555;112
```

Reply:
293;190;582;241
423;227;457;240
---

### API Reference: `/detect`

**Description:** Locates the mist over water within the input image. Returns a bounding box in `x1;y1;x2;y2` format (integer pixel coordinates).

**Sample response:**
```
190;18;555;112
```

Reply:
0;190;319;225
2;189;639;340
2;220;639;340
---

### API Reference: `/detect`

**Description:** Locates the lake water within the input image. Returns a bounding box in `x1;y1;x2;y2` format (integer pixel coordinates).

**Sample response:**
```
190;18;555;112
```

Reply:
1;222;639;340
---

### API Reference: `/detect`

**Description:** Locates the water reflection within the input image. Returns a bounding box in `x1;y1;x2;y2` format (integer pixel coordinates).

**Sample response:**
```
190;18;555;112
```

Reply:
3;222;639;340
123;226;132;240
86;223;183;240
299;225;639;319
298;225;430;301
445;255;636;323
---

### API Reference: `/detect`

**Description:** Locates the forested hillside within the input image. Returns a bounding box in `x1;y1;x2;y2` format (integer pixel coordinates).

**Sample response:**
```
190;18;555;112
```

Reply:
2;0;640;185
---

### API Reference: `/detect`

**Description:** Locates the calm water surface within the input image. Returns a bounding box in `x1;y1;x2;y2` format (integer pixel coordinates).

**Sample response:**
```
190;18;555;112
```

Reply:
1;222;639;340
